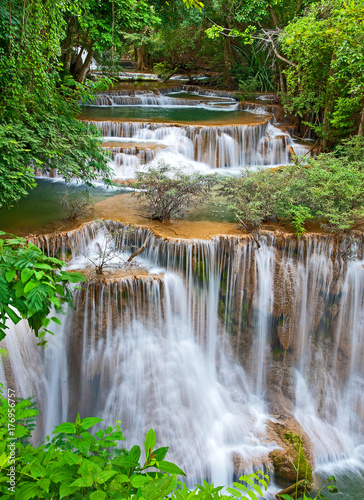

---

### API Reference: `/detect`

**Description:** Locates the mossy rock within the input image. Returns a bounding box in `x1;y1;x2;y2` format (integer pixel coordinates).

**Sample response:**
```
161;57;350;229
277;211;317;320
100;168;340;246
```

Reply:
267;421;314;483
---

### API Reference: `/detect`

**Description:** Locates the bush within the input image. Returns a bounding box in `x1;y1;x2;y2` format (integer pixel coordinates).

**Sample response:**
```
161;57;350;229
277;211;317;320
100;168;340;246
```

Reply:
59;189;91;221
0;385;270;500
133;164;216;222
153;62;174;78
0;232;85;344
218;137;364;235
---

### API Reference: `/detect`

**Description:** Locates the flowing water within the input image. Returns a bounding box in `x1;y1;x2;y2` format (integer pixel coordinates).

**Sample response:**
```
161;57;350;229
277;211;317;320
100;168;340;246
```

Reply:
1;223;363;497
77;84;309;179
0;82;363;498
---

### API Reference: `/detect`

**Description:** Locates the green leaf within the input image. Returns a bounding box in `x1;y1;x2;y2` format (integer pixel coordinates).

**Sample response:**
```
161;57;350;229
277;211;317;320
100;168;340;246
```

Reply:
24;280;39;294
129;445;141;463
131;475;150;487
80;417;103;430
37;478;51;493
253;484;263;496
17;483;44;500
5;270;16;283
246;491;258;500
21;268;34;283
227;487;242;498
3;305;22;324
114;474;129;484
53;422;76;435
144;428;156;457
142;475;175;500
90;491;107;500
34;263;53;270
60;483;80;499
95;470;118;484
112;455;140;468
70;476;93;487
277;495;295;500
156;460;186;476
327;486;339;493
153;447;169;462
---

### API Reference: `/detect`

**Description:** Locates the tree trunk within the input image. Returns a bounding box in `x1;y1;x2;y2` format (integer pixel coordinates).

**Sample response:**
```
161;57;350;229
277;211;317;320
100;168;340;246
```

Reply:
62;17;77;72
358;102;364;136
322;51;336;150
77;47;94;83
278;63;285;93
223;36;233;86
71;47;84;77
136;45;147;71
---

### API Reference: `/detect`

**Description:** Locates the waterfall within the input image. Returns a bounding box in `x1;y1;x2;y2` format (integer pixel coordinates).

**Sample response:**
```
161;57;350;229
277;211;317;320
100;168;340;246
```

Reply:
2;224;364;490
89;121;295;174
93;93;236;108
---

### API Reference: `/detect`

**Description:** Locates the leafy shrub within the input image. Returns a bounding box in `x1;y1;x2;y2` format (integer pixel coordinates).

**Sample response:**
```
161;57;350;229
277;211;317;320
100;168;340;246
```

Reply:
0;232;85;343
0;385;270;500
133;164;216;222
238;77;259;100
59;189;91;221
153;62;174;78
218;137;364;235
0;386;341;500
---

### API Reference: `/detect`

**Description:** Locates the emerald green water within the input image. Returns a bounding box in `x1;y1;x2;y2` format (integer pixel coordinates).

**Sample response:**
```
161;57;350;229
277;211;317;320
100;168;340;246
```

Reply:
80;106;266;125
0;179;125;234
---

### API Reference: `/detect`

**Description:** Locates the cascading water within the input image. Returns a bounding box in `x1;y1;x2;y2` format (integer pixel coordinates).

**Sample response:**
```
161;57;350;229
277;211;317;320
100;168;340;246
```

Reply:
2;223;363;496
87;120;296;177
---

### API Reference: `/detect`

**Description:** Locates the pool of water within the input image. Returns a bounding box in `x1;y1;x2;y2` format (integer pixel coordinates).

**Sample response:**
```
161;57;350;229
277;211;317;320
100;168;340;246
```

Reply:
80;106;268;126
0;179;125;235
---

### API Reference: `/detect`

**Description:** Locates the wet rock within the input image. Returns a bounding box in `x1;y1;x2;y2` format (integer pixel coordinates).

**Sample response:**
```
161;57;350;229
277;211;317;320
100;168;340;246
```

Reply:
266;418;314;483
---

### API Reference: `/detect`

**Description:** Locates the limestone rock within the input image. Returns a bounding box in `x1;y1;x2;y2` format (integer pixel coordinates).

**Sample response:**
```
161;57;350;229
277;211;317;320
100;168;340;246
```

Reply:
267;418;314;483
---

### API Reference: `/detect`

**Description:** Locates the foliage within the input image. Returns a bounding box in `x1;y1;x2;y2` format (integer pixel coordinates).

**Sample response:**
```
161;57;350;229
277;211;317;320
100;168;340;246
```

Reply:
0;0;112;209
281;0;364;146
218;137;364;235
0;232;85;344
153;62;174;78
278;476;338;500
60;189;91;222
0;385;269;500
133;164;216;222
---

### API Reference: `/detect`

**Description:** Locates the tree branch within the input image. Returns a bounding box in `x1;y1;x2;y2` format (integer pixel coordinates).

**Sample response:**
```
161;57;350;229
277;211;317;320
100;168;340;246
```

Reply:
127;235;150;262
234;212;261;248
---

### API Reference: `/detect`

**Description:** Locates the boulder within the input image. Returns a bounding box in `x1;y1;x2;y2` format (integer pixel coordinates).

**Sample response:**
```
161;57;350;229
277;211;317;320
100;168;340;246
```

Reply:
267;418;314;483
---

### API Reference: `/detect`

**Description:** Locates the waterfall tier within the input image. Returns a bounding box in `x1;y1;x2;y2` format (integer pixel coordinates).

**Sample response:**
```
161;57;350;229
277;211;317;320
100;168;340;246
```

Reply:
87;120;297;173
3;223;363;489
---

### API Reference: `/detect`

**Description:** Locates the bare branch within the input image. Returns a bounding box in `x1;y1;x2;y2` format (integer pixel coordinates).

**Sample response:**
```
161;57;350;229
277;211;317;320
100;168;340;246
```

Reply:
234;212;261;248
127;235;150;262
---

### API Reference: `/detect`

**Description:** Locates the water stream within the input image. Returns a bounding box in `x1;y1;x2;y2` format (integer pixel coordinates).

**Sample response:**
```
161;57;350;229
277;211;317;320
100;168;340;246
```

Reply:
1;223;363;497
0;83;362;498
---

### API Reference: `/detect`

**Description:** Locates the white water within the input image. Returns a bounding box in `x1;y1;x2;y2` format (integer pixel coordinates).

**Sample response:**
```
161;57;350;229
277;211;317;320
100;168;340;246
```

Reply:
2;225;364;494
86;120;303;179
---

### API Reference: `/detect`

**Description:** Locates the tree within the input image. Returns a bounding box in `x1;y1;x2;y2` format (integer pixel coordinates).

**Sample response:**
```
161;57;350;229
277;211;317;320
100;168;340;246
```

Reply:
280;0;364;148
0;232;85;345
133;164;216;222
0;0;112;209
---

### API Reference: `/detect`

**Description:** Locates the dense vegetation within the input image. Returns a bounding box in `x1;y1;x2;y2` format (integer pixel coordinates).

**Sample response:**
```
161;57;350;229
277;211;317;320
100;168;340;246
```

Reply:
0;233;85;344
0;387;339;500
219;136;364;235
0;0;114;208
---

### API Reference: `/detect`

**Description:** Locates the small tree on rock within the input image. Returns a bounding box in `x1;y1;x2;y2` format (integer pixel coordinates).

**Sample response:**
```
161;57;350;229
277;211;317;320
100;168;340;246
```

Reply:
133;163;216;222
